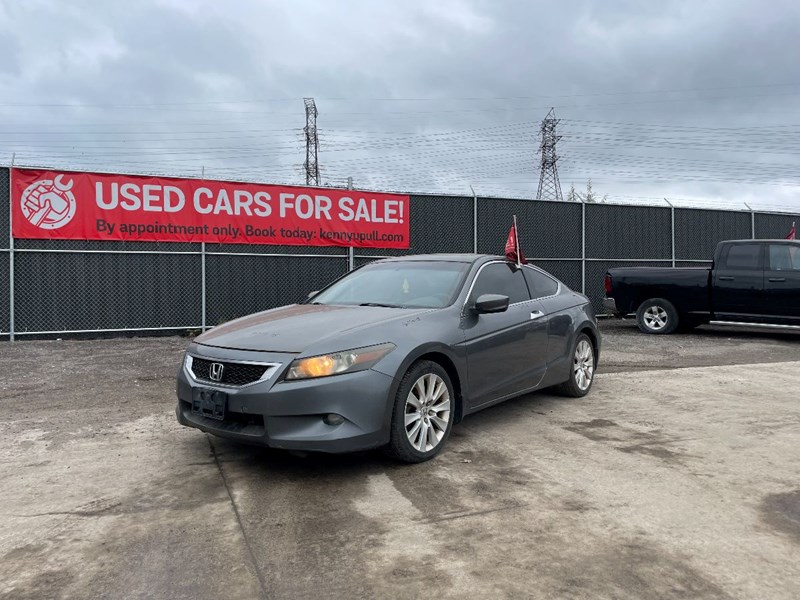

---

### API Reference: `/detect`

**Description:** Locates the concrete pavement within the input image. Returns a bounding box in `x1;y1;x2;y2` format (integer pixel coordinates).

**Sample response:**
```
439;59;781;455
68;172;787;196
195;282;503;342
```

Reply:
1;328;799;599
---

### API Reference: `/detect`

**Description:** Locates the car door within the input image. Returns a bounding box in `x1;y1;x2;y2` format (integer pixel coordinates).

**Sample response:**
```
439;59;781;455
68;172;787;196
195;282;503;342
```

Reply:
523;266;570;365
462;261;549;408
763;243;800;324
712;242;766;319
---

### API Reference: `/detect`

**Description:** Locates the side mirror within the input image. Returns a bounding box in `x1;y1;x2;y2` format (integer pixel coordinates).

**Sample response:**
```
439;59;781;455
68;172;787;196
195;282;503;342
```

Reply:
473;293;509;314
307;290;319;300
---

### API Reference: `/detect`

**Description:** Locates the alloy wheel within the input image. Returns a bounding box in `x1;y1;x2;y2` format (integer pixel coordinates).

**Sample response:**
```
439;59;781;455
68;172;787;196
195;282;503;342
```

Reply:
404;373;451;452
643;306;668;331
574;339;594;391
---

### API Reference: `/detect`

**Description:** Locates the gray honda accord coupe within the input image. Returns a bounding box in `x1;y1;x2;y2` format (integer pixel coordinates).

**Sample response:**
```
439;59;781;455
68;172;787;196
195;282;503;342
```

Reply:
176;254;600;462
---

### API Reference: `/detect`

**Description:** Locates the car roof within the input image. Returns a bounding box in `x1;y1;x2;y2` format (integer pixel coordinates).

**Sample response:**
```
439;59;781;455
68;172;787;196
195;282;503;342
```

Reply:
377;253;493;264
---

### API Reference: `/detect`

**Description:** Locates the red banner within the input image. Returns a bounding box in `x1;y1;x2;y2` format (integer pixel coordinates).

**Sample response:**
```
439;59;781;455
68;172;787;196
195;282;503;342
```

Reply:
11;168;410;248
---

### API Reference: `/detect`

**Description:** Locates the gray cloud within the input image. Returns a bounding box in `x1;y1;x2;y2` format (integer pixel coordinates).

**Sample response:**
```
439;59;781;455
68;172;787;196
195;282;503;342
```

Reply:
1;0;799;211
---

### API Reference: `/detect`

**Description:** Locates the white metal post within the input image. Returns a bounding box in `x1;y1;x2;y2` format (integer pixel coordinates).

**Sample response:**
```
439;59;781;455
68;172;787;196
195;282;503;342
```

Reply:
581;200;586;294
200;165;206;331
347;177;354;271
665;199;675;268
8;153;15;341
744;203;755;238
469;185;478;254
200;242;206;331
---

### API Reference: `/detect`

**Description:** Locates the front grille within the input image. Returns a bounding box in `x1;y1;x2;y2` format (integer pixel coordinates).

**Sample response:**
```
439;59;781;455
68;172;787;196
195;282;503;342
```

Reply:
190;357;271;387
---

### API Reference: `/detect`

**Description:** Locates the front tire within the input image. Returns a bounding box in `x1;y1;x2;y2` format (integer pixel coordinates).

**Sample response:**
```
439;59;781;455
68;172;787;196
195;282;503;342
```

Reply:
384;361;454;463
636;298;679;334
555;333;596;397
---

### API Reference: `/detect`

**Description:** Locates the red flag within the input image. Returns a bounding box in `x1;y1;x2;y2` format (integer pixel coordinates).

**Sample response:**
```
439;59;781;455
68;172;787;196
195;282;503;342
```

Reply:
504;217;527;265
787;222;796;240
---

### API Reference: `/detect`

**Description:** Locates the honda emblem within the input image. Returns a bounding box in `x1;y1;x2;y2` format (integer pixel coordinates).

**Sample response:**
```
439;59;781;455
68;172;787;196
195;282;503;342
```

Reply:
209;362;224;382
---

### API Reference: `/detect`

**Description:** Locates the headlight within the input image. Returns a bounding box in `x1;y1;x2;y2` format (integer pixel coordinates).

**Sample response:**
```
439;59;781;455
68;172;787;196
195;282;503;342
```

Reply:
285;343;395;380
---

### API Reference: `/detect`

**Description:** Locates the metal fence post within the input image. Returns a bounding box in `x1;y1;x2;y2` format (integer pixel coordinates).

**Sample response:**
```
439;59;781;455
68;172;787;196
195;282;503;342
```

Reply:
200;242;206;331
347;177;354;271
744;203;755;238
470;185;477;253
581;200;586;294
200;165;207;331
8;154;15;341
665;199;675;267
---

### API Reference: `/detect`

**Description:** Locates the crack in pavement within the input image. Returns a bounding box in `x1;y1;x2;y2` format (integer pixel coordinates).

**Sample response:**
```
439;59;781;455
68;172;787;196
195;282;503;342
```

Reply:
8;503;123;518
421;501;527;524
207;434;270;600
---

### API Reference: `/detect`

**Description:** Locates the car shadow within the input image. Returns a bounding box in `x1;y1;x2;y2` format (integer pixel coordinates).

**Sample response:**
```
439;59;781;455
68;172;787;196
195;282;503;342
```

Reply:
455;388;565;430
693;325;800;341
208;434;395;475
603;318;799;342
200;388;564;475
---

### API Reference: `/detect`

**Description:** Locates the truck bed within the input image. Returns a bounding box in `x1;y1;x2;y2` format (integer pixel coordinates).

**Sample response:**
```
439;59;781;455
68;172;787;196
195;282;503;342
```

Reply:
606;267;712;316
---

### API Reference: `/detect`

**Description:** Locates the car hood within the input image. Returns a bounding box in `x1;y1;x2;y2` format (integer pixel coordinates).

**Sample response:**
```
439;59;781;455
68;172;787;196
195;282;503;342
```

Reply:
195;304;430;353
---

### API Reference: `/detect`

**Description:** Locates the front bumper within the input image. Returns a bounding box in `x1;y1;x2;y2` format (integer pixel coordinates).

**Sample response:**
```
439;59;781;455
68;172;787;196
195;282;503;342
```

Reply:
175;345;397;453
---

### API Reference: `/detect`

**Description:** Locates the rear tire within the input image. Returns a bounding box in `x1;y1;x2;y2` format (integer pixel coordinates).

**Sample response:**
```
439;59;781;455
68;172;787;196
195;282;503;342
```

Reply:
636;298;679;334
384;361;455;463
555;333;596;398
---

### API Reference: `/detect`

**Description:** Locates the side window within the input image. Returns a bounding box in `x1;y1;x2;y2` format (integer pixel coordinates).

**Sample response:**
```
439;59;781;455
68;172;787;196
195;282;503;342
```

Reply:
723;244;762;270
470;263;530;304
523;267;559;299
768;244;800;271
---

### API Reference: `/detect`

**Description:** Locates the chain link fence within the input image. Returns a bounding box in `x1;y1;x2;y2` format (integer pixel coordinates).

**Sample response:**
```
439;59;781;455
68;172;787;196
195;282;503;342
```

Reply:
1;167;10;336
1;166;798;339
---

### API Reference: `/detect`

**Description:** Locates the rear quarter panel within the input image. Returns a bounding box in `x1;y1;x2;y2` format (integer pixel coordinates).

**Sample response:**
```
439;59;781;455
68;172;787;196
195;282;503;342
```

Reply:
540;299;600;389
540;289;594;364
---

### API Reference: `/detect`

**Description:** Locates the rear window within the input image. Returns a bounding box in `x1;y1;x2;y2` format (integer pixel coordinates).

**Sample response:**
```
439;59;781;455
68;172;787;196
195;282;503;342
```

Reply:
723;244;762;270
768;244;800;271
523;267;560;298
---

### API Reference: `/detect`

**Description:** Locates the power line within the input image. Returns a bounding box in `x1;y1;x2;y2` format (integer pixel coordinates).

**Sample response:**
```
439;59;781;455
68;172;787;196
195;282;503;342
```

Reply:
4;90;800;116
3;80;800;107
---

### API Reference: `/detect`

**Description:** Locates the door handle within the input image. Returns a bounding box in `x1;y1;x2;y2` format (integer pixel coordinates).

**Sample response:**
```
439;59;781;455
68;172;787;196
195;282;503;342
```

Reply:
530;310;544;320
769;277;786;283
718;276;734;281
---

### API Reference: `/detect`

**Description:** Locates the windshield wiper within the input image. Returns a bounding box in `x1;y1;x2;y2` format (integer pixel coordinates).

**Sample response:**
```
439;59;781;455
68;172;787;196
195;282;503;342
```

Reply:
359;302;404;308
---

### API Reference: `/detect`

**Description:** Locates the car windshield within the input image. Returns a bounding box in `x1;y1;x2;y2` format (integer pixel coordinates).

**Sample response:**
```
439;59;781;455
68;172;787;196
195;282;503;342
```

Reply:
311;260;471;309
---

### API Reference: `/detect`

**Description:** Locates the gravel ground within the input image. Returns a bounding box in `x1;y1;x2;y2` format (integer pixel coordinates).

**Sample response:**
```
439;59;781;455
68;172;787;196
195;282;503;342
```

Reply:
599;318;800;373
2;320;797;442
1;321;799;599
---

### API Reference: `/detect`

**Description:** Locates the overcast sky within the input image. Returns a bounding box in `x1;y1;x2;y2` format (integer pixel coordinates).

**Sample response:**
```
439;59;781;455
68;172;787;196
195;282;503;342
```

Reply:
1;0;800;211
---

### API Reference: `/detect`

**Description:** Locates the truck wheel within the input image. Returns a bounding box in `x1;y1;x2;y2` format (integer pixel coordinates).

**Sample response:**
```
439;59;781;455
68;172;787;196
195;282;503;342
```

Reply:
636;298;679;334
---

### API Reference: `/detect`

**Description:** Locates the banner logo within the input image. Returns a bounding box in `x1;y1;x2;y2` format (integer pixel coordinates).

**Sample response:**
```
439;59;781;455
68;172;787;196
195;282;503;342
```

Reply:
20;175;77;230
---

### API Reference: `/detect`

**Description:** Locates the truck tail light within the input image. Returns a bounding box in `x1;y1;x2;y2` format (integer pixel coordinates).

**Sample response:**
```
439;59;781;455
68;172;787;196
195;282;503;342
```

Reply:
604;274;612;295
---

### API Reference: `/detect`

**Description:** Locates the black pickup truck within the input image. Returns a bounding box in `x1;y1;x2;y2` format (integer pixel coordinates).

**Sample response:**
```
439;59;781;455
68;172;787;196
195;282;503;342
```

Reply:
603;239;800;334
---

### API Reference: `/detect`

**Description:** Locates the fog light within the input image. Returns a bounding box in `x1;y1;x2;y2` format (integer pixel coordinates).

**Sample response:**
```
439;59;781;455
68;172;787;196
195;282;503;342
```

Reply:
323;413;344;426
